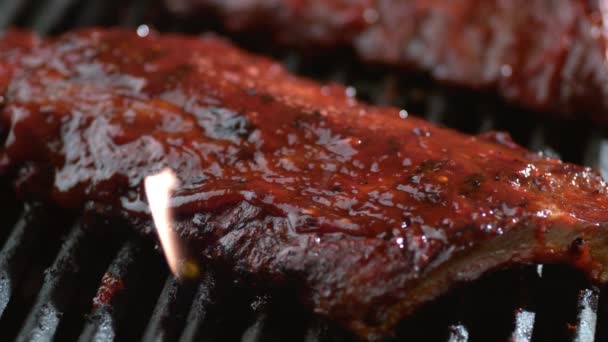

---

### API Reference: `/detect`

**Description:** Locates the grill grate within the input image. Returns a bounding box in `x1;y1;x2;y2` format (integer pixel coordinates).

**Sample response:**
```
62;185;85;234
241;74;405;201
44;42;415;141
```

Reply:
17;222;98;342
0;0;607;341
142;276;197;341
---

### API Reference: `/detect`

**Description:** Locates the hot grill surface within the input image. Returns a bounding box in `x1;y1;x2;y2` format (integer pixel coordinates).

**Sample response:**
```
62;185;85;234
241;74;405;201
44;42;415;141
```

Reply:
0;0;607;341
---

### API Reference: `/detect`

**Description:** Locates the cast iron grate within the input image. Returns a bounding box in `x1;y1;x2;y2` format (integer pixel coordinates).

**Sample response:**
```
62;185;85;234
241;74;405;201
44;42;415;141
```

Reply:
0;0;607;341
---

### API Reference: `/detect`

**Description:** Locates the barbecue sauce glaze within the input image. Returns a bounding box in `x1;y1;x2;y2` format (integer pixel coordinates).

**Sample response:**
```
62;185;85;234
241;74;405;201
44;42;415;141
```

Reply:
168;0;608;121
1;29;608;338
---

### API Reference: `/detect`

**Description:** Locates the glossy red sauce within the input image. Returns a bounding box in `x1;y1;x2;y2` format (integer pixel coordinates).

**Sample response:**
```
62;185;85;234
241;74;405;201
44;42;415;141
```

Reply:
169;0;608;121
1;29;608;337
0;29;607;257
93;272;125;309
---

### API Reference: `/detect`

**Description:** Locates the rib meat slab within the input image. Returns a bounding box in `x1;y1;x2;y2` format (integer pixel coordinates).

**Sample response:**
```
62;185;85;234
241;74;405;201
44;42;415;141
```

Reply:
166;0;608;121
2;29;608;339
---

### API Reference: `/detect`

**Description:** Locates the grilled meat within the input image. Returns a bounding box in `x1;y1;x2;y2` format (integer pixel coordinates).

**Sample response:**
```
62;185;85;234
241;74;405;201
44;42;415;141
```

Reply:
166;0;608;121
2;28;608;339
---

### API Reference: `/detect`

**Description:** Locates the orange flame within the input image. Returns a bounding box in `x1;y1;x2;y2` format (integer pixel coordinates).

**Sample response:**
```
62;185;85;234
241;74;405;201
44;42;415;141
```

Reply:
144;168;199;279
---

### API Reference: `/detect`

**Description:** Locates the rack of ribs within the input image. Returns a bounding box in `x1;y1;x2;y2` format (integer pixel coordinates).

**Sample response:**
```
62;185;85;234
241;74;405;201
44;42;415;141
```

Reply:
166;0;608;122
1;28;608;339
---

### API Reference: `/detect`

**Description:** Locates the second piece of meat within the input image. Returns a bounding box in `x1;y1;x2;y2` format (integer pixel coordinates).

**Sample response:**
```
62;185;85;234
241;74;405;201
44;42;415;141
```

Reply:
166;0;608;122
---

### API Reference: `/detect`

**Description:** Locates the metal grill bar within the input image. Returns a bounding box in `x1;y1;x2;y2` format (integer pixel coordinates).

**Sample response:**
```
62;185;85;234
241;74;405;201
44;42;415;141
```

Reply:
16;223;88;342
304;321;325;342
594;284;608;341
512;309;536;342
78;241;142;342
574;288;600;342
447;324;469;342
528;126;547;153
510;266;543;342
0;204;46;317
478;115;495;133
0;0;25;28
583;134;606;178
143;275;197;341
236;295;270;342
179;271;216;342
26;0;78;34
241;312;268;342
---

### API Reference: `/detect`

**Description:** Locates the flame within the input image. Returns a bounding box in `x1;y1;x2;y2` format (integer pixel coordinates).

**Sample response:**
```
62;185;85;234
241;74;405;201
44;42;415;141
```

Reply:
144;168;199;279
